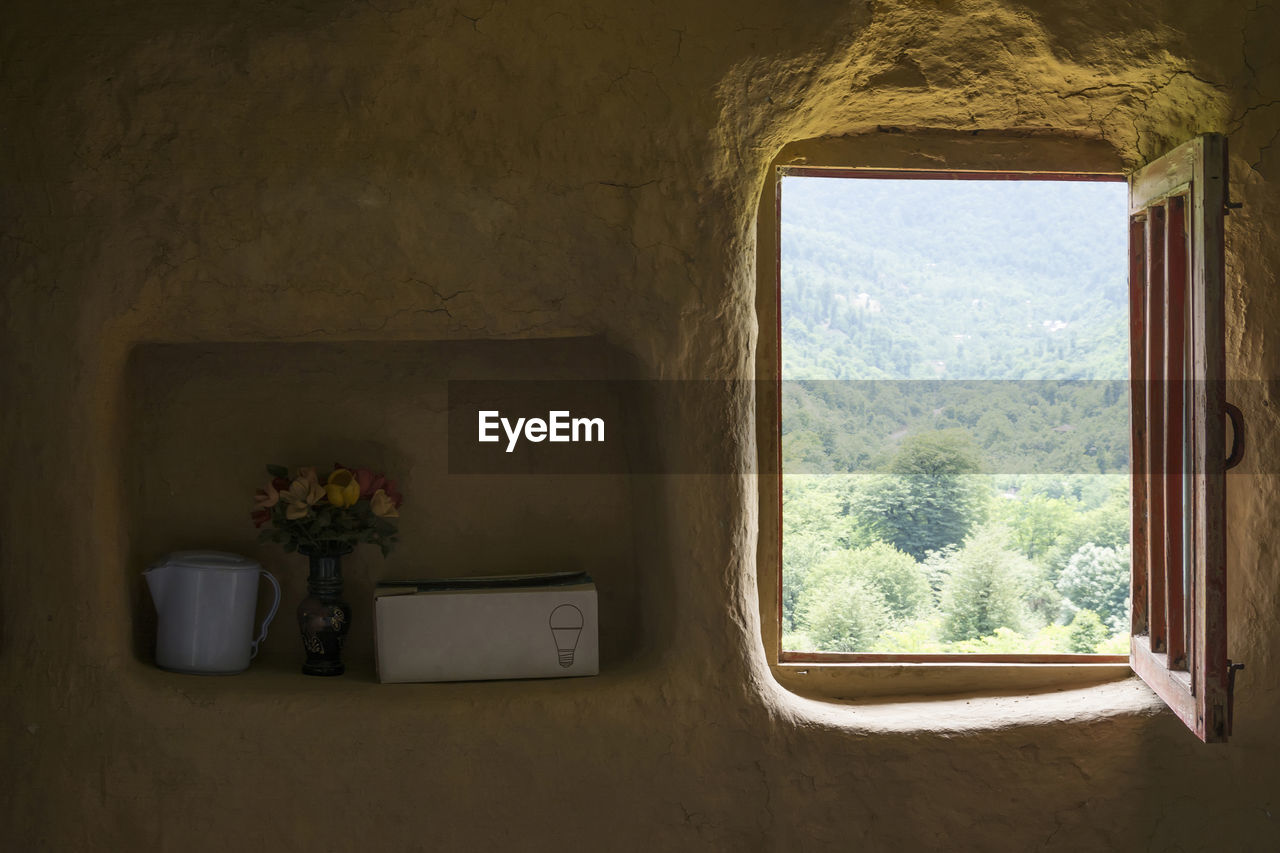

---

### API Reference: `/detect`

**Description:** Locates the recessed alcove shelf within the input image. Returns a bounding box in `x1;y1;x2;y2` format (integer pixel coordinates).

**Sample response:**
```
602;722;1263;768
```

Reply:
127;654;656;711
124;336;657;687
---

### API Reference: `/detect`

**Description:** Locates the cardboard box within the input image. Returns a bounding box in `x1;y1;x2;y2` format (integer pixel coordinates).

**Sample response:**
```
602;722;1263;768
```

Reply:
374;572;598;683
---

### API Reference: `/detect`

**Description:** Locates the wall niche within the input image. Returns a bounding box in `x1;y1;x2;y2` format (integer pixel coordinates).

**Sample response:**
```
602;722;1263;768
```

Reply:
124;336;651;681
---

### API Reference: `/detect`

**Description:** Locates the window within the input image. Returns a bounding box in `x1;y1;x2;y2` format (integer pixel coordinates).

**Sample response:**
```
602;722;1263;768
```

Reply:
777;171;1130;663
758;134;1238;741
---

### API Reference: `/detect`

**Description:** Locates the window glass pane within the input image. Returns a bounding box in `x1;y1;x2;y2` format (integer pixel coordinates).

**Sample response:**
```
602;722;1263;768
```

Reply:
780;176;1132;655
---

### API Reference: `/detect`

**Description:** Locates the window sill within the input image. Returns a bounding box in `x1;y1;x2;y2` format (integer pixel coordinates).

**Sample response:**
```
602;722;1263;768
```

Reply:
774;660;1134;702
767;668;1161;735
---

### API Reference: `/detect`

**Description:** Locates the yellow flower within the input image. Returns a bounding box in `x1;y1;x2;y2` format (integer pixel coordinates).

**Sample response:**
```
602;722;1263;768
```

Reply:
326;469;360;508
281;475;325;520
370;488;399;518
253;480;280;509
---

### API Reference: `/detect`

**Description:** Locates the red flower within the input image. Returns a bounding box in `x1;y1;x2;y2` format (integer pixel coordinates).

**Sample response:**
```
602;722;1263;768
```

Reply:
355;468;387;500
250;508;272;528
384;479;403;508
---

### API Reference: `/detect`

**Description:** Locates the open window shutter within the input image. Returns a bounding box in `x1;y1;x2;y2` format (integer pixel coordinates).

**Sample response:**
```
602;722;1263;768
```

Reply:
1128;133;1238;742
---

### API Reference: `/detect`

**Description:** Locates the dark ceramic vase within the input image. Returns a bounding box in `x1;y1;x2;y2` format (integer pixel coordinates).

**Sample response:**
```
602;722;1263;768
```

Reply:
297;548;352;676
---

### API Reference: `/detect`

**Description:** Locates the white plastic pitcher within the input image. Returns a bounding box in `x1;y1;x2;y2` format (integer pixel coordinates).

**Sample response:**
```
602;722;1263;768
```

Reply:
144;551;281;675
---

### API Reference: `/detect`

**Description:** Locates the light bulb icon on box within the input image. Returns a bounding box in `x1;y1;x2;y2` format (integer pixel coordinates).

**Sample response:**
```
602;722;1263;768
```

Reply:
549;604;584;668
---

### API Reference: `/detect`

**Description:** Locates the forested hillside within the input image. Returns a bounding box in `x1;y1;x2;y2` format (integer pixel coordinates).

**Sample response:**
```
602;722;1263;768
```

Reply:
780;176;1133;655
781;176;1129;382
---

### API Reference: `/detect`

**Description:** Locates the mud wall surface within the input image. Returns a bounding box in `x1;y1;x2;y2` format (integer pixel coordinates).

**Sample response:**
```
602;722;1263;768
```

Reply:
3;1;1279;849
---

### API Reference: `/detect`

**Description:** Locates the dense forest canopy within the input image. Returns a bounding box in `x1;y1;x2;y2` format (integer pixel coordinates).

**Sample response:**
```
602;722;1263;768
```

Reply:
780;175;1133;655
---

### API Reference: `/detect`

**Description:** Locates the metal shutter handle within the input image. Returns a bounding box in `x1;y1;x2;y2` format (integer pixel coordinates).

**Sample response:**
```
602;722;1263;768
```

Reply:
1225;402;1245;470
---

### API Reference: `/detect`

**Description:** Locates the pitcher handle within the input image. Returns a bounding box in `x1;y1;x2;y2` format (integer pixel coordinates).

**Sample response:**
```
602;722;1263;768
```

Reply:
251;569;282;660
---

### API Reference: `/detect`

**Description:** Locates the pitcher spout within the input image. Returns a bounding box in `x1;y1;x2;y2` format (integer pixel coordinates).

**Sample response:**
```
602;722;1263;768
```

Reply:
144;566;167;609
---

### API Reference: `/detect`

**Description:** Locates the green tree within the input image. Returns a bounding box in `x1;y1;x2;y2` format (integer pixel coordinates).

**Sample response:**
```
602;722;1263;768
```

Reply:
782;475;879;550
1001;494;1078;563
809;542;931;623
797;573;891;652
1057;543;1131;632
1040;478;1131;577
781;532;832;632
857;431;988;560
938;526;1034;641
1067;609;1110;653
782;430;834;474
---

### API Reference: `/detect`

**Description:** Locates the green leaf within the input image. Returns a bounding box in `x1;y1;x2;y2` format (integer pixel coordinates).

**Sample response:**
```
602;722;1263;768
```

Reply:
266;464;290;479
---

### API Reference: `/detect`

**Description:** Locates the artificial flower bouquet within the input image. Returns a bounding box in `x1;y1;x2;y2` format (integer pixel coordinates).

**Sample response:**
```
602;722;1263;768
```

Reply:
252;464;402;557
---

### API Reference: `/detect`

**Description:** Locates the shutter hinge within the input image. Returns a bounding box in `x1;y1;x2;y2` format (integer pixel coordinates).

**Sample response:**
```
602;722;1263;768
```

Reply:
1227;660;1245;736
1225;200;1243;214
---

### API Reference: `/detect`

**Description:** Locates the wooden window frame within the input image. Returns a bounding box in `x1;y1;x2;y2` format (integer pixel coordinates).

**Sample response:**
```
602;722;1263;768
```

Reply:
1127;133;1239;743
774;166;1129;667
769;136;1237;741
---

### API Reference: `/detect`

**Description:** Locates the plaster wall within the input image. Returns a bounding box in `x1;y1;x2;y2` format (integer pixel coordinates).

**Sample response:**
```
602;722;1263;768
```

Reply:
3;0;1280;849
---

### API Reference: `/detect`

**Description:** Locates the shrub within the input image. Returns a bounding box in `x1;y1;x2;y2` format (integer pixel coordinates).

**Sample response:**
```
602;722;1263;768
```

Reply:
938;526;1035;641
797;565;893;653
1057;543;1131;632
1067;609;1110;653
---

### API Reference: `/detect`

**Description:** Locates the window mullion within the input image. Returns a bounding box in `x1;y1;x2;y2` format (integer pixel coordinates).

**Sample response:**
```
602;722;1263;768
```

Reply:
1164;196;1189;669
1144;203;1168;654
1128;214;1150;638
